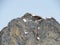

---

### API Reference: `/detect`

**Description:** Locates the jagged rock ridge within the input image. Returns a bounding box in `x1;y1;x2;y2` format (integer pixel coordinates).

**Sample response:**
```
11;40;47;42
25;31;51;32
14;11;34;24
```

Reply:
0;13;60;45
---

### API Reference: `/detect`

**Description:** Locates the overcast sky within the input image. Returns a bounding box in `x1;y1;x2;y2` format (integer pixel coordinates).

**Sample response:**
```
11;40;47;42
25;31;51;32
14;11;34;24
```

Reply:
0;0;60;30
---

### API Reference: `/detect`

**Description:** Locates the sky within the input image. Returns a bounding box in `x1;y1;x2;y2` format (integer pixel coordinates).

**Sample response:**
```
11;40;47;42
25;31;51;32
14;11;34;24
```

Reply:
0;0;60;30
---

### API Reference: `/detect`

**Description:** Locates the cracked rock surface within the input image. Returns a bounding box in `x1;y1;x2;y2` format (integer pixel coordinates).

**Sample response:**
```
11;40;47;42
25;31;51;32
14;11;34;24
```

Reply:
0;13;60;45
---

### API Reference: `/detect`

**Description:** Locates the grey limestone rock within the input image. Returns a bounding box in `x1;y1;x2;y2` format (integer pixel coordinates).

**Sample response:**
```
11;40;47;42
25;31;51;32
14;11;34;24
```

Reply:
0;13;60;45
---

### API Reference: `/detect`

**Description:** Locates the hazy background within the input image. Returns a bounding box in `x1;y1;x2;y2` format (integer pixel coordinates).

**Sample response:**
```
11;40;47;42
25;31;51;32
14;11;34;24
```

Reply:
0;0;60;30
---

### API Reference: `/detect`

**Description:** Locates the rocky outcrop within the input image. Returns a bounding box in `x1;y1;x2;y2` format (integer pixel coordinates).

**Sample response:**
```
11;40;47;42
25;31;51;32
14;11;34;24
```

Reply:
0;13;60;45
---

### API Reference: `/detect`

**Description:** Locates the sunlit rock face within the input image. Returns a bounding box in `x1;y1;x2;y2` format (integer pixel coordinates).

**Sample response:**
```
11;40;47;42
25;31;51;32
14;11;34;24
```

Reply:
0;13;60;45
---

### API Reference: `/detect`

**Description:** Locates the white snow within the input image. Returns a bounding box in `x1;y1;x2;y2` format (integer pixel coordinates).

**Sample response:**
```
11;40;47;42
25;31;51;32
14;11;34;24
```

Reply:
37;37;40;40
24;31;28;34
38;27;40;29
23;18;27;22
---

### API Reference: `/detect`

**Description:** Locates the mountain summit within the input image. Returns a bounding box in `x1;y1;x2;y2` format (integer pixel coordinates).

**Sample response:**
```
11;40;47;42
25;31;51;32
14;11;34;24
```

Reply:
0;13;60;45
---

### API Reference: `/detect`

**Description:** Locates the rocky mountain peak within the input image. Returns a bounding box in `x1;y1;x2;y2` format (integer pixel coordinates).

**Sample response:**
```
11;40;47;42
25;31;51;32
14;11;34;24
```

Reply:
0;13;60;45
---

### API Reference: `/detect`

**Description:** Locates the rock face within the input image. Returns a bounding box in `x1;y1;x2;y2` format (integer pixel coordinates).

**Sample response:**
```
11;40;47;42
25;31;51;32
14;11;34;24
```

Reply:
0;13;60;45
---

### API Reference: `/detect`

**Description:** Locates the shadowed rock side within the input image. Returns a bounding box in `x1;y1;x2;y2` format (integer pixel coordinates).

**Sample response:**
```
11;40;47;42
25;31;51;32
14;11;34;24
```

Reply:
0;13;60;45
